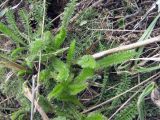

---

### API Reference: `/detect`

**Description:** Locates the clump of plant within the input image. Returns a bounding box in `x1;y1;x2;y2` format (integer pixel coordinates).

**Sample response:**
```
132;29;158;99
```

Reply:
0;0;139;119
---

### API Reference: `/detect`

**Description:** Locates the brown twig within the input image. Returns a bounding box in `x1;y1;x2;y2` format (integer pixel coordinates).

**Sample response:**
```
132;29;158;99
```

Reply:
92;35;160;59
0;96;14;105
0;0;9;8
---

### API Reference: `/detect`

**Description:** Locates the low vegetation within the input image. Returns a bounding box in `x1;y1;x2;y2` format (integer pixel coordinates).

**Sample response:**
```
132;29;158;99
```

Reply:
0;0;160;120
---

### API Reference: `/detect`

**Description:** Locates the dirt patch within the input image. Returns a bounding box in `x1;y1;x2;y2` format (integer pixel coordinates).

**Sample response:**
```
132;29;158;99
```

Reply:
47;0;68;27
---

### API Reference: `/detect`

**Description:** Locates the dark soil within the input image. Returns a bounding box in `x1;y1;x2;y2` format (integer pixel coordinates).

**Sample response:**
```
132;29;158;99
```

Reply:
47;0;68;27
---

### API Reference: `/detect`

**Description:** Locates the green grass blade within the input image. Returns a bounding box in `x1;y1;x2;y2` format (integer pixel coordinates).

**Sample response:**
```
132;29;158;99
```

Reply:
136;13;160;59
137;82;155;120
135;65;160;73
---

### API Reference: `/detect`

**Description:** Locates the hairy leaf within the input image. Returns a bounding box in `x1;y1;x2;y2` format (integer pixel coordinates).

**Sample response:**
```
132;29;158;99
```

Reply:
6;10;24;40
69;82;87;95
54;28;67;49
38;95;54;113
48;84;64;100
85;112;105;120
0;22;26;45
67;40;76;66
11;108;27;120
53;116;66;120
96;50;136;69
74;68;94;83
62;0;78;28
43;31;52;44
18;9;32;41
11;47;25;58
58;93;79;104
39;69;51;82
29;38;44;54
52;58;69;82
77;55;96;69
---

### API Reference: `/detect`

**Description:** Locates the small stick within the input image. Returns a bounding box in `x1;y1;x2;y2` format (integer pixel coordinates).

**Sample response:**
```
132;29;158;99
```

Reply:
0;96;14;105
0;0;9;8
30;75;36;120
11;0;23;10
87;28;145;32
92;35;160;59
23;84;49;120
131;57;160;61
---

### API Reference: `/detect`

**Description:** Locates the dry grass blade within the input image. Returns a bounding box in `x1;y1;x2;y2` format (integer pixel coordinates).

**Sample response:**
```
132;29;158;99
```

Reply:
0;55;26;71
0;61;26;71
23;83;49;120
